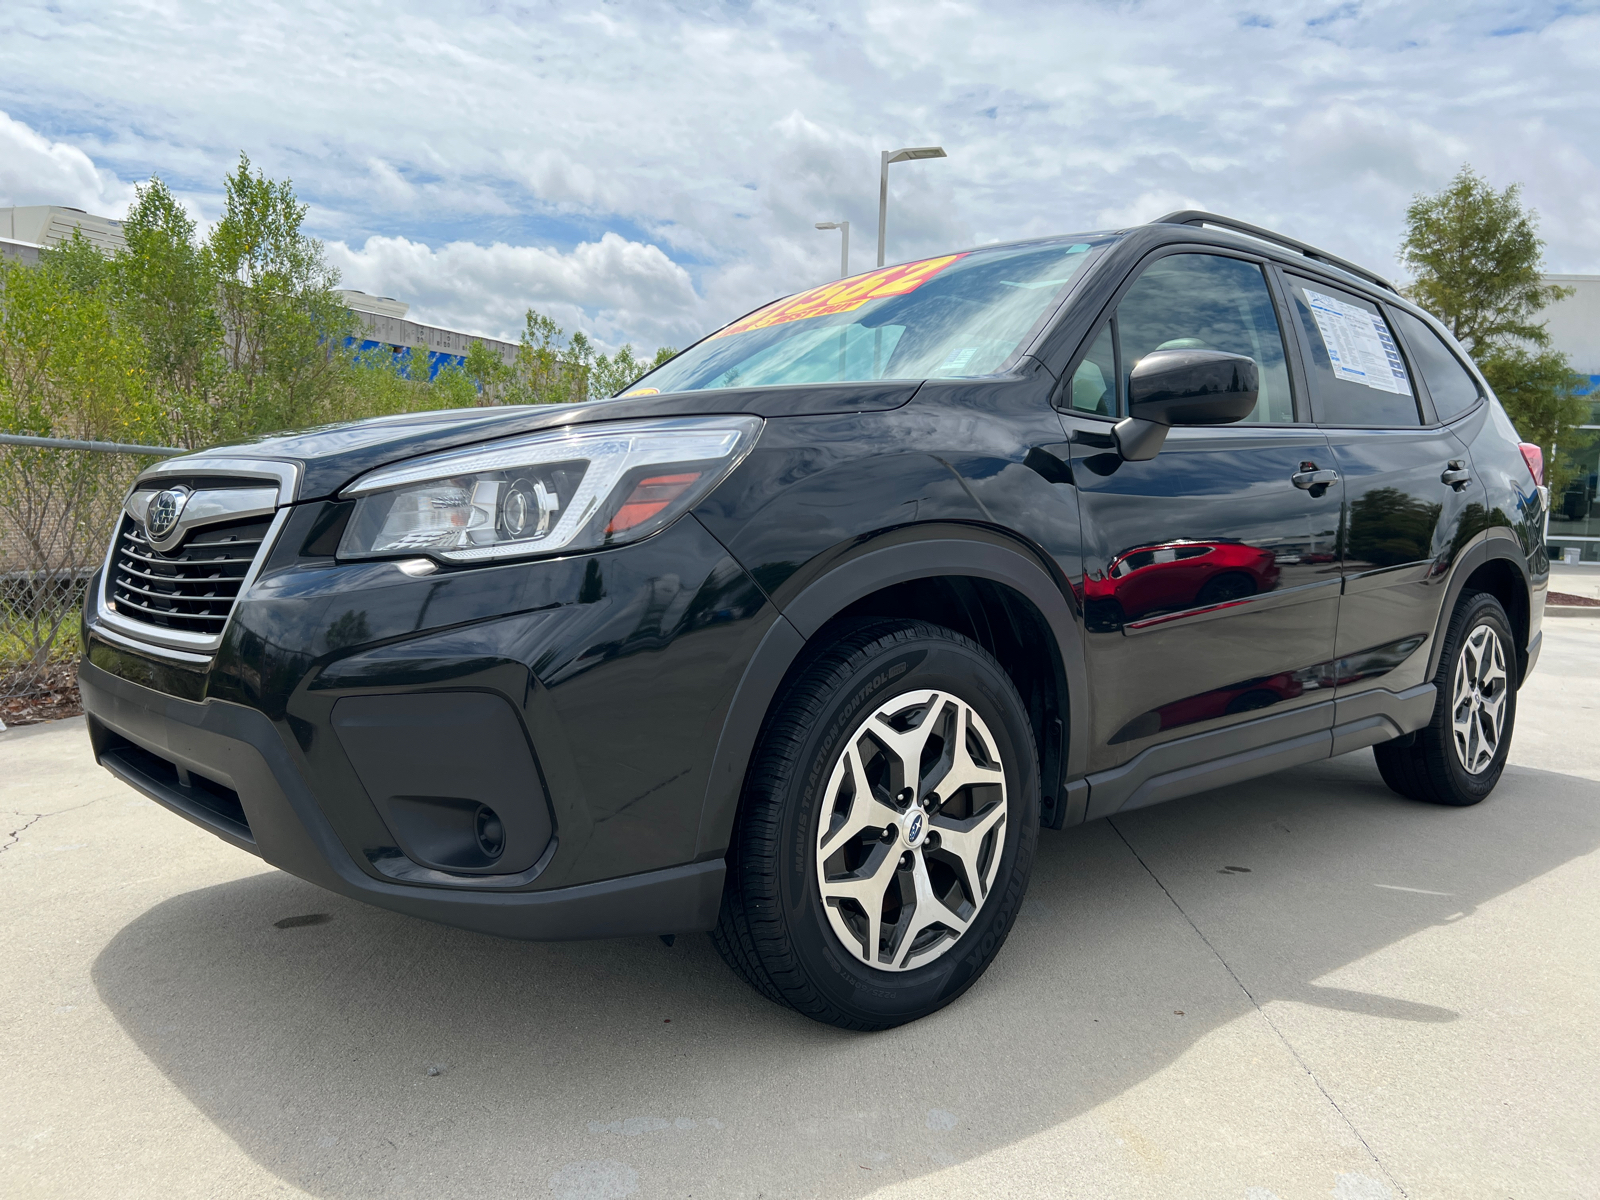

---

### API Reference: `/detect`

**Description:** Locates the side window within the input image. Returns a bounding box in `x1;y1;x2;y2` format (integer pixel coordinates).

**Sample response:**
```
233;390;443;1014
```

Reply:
1115;254;1296;423
1286;274;1421;426
1069;322;1116;415
1390;308;1483;421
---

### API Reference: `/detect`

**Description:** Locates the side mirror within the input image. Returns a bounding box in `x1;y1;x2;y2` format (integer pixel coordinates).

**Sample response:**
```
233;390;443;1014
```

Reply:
1113;349;1260;461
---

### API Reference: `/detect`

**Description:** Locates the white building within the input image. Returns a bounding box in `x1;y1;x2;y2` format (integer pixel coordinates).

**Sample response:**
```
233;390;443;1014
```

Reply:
1542;275;1600;382
0;205;128;255
1540;276;1600;563
338;290;517;374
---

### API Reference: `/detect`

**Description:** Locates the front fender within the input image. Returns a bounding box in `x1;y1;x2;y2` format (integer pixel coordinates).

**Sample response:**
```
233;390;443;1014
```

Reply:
691;522;1089;858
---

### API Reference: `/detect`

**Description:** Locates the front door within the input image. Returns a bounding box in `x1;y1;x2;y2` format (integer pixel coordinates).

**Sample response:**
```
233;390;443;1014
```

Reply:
1278;271;1479;701
1064;251;1343;785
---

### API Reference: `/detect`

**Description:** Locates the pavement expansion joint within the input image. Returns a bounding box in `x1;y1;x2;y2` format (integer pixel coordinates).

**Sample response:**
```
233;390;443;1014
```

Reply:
1106;816;1409;1199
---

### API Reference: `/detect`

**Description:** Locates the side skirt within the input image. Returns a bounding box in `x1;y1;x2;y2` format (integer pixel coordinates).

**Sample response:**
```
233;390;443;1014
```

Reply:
1079;683;1437;821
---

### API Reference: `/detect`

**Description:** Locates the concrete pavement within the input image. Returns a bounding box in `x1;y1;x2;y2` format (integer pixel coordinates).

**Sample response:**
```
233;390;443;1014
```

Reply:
1549;562;1600;601
4;619;1599;1200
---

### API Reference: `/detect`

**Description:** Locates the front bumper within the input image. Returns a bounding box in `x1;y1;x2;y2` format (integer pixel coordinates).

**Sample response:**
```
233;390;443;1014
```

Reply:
82;664;724;938
80;512;777;939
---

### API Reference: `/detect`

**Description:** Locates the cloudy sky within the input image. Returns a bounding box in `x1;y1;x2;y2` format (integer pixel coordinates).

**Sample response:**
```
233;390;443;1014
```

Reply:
2;1;1597;354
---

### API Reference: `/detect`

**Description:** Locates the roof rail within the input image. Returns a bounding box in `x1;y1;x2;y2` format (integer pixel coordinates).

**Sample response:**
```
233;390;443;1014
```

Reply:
1153;210;1398;294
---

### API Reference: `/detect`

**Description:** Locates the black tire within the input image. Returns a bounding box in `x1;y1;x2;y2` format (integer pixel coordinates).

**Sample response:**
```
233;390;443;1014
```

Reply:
712;620;1039;1029
1373;590;1518;807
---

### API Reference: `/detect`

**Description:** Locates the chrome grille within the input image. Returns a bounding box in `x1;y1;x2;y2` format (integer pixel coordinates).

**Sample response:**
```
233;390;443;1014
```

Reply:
108;514;272;635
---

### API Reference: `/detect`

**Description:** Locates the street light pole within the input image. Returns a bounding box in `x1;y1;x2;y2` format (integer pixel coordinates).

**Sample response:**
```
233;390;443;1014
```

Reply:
877;145;947;267
815;221;850;279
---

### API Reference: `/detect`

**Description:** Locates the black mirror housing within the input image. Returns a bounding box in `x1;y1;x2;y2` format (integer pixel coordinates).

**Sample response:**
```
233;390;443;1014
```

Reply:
1113;349;1260;461
1129;349;1259;425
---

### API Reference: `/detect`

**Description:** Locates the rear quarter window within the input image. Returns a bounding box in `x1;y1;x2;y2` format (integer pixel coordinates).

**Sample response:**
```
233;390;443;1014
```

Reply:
1389;308;1483;421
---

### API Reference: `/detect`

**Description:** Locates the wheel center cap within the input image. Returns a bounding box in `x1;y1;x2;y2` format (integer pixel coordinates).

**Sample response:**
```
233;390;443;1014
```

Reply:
902;809;927;848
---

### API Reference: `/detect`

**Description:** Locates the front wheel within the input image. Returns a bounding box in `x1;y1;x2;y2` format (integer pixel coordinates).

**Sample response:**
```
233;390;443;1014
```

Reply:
1374;590;1517;806
713;621;1039;1029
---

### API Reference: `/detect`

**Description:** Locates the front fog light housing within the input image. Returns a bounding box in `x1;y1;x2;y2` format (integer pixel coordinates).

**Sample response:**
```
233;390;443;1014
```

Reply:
338;415;763;564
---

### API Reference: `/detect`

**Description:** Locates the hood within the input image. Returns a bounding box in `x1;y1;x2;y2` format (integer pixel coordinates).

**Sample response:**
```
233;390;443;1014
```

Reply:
183;381;920;501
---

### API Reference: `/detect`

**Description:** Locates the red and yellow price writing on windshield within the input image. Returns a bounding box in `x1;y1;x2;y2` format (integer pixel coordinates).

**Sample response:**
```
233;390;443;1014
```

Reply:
711;253;968;339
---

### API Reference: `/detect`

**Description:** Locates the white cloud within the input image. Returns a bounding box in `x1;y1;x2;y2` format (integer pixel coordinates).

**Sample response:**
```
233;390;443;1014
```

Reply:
1;0;1597;346
0;111;135;217
324;232;704;351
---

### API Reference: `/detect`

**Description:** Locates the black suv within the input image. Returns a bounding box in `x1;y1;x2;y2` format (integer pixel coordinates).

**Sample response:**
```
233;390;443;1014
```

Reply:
80;212;1549;1029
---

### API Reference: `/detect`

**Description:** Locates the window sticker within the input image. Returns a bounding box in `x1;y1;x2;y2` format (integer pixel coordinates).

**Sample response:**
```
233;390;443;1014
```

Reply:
1302;287;1412;395
710;253;969;339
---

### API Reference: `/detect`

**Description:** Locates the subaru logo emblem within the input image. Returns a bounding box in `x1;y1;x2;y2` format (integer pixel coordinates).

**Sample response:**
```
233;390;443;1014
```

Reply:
907;812;923;844
146;487;190;540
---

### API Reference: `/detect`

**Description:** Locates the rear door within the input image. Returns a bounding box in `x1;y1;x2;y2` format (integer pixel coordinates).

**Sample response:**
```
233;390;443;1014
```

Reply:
1278;270;1478;708
1064;250;1343;781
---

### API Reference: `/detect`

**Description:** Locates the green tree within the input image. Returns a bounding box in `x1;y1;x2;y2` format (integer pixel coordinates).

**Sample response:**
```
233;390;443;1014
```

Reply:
591;342;676;397
0;247;156;672
500;309;594;405
208;152;357;436
1400;165;1589;491
463;337;509;402
111;176;224;446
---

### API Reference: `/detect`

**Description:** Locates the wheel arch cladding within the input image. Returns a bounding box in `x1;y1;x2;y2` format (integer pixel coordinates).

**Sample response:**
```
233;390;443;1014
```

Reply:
693;535;1088;859
1462;558;1529;676
1428;534;1532;683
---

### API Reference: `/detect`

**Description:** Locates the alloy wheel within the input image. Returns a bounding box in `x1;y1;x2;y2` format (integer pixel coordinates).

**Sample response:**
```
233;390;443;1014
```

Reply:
814;688;1008;971
1451;623;1508;775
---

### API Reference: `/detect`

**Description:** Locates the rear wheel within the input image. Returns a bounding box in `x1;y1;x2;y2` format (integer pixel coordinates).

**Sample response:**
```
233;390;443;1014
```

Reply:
1374;590;1517;806
713;620;1039;1029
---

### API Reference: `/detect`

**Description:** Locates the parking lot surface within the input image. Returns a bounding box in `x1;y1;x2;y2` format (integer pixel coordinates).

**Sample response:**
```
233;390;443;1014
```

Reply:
4;617;1598;1200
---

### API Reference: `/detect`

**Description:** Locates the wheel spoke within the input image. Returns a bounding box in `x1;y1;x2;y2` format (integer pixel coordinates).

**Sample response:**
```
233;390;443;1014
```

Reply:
892;851;971;968
821;842;901;964
868;691;947;795
931;801;1006;900
925;703;1004;801
818;745;902;859
1479;687;1508;740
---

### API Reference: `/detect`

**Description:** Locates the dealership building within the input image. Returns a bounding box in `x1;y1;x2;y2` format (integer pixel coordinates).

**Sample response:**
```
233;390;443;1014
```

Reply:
1542;276;1600;564
0;205;516;377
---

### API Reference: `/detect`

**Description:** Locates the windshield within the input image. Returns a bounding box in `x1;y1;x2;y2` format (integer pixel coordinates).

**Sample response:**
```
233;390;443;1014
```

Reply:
625;236;1113;395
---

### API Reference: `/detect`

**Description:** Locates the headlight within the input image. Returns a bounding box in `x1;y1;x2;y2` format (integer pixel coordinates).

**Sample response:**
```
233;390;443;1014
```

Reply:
339;415;762;563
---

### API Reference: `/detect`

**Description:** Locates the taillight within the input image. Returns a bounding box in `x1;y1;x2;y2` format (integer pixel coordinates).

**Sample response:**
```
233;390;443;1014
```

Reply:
1518;443;1544;487
606;472;703;533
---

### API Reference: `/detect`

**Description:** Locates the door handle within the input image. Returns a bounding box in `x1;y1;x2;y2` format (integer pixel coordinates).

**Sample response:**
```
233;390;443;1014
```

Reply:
1291;464;1339;496
1441;460;1471;491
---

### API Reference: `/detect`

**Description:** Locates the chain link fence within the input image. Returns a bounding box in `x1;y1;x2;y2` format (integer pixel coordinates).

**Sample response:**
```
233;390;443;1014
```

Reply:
0;434;180;728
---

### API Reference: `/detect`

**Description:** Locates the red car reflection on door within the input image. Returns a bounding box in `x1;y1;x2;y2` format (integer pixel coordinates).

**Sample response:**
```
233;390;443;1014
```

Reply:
1084;539;1280;624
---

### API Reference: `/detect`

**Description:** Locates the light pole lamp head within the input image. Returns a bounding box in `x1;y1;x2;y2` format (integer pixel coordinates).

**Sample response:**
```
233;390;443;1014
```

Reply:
883;146;947;165
816;221;851;278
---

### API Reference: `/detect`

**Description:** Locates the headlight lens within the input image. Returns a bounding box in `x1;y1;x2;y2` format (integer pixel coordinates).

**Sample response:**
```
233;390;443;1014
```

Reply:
339;415;762;563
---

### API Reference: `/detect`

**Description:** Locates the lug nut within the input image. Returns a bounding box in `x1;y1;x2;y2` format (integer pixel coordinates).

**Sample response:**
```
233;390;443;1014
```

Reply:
882;825;896;842
924;791;940;811
898;787;914;804
900;852;914;869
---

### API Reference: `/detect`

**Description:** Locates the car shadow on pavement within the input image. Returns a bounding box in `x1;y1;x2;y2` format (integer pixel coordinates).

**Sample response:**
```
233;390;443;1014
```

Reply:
92;753;1600;1200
